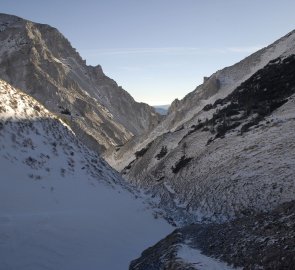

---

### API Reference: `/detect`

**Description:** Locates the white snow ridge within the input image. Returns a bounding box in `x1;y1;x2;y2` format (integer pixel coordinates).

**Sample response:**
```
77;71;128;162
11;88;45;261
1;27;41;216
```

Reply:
0;80;172;270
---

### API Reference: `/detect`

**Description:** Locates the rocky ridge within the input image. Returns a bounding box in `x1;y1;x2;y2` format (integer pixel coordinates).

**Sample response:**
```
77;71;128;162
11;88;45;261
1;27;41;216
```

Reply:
108;29;295;172
0;13;159;153
108;30;295;225
0;78;122;187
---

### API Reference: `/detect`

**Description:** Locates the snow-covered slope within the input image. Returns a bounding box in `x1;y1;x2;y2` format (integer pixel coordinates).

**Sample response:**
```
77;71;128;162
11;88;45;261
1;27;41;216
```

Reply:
167;29;295;130
0;79;172;270
110;34;295;224
0;13;160;153
108;29;295;171
131;200;295;270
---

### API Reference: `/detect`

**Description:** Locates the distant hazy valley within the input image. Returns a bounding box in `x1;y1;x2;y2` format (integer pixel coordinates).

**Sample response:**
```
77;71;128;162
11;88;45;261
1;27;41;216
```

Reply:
1;13;295;270
153;105;170;115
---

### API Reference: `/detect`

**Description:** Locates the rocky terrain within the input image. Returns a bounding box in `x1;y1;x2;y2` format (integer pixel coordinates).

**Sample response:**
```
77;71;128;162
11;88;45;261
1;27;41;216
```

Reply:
123;30;295;269
1;12;295;269
0;13;159;153
109;30;295;225
130;200;295;270
108;29;295;166
166;29;295;131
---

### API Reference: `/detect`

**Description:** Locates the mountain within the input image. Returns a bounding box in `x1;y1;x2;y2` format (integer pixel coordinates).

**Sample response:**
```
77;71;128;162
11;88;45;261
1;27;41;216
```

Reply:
167;29;295;130
153;105;170;115
1;12;295;269
0;13;160;153
130;200;295;270
0;79;172;270
107;30;295;225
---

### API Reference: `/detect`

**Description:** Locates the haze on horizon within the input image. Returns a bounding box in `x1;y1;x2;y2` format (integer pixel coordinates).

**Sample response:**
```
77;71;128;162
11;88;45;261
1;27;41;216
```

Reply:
2;0;295;105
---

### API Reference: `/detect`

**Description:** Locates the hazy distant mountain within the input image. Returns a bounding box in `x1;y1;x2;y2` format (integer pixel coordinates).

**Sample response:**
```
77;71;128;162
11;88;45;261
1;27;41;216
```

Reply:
153;105;170;115
0;13;160;153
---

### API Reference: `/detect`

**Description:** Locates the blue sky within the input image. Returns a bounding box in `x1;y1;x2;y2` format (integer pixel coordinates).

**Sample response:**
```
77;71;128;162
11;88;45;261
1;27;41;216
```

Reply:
2;0;295;105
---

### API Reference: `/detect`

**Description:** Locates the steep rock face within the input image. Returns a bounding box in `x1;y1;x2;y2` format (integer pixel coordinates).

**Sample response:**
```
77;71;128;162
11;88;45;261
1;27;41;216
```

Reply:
0;79;121;187
0;79;172;270
110;32;295;224
0;13;159;153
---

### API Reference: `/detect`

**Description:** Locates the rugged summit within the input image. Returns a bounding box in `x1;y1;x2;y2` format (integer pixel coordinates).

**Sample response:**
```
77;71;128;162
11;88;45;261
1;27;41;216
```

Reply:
109;30;295;224
0;13;159;152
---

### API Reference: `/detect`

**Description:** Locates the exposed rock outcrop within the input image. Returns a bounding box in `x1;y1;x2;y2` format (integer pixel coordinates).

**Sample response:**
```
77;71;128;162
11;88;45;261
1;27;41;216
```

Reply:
166;30;295;130
130;200;295;270
0;13;159;153
108;30;295;225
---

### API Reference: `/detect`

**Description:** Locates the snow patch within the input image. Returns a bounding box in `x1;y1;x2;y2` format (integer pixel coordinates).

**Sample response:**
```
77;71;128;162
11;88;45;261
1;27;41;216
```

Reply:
177;244;237;270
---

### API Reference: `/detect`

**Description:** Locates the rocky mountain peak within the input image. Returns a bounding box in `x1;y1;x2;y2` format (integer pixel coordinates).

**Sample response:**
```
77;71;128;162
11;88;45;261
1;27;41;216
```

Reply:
87;64;105;77
0;13;160;153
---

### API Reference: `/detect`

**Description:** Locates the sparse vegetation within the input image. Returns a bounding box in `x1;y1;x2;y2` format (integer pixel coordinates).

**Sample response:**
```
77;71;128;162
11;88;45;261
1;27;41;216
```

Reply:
180;54;295;144
33;105;41;112
155;146;167;160
171;155;192;173
60;108;71;115
174;125;184;132
203;103;213;111
122;159;136;174
135;141;154;158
